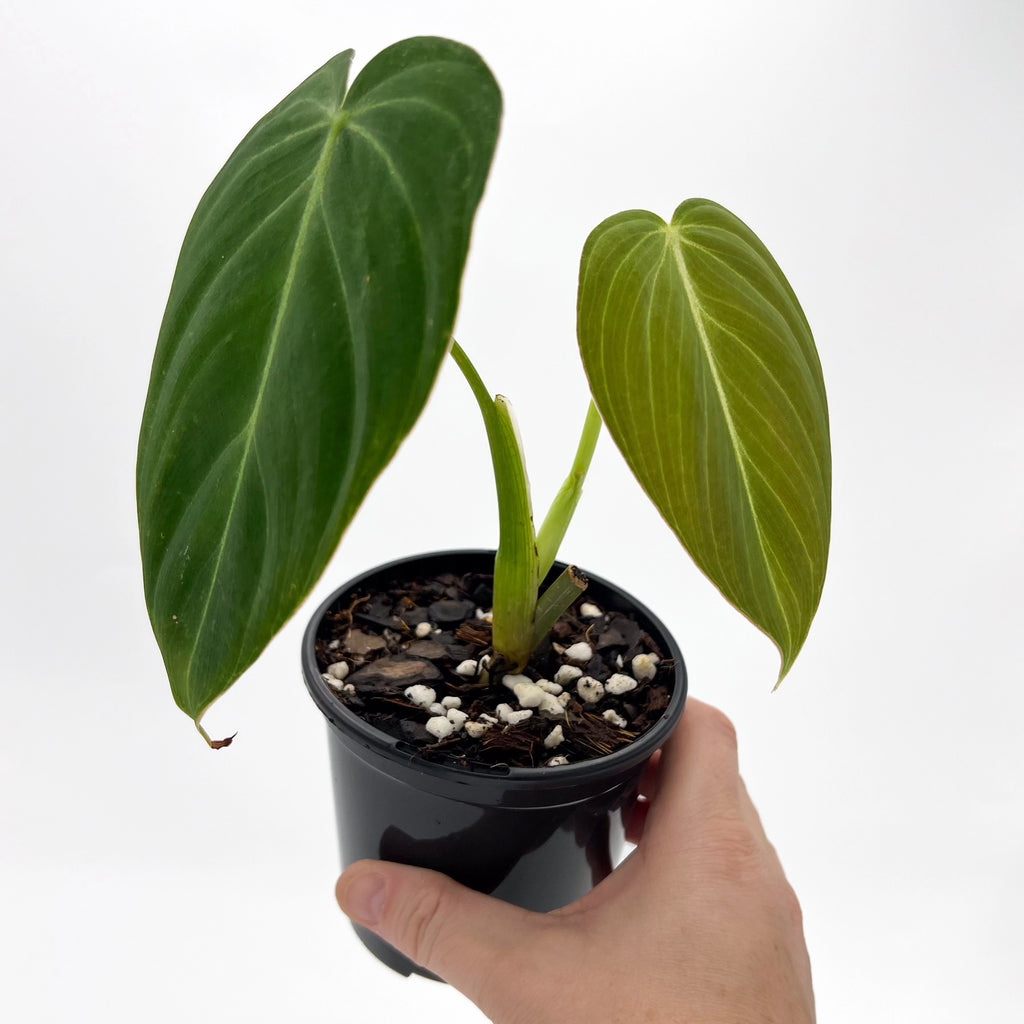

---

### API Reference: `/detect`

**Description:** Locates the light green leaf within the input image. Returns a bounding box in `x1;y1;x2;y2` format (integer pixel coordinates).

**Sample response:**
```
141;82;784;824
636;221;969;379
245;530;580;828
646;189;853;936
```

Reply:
137;38;501;723
577;199;831;681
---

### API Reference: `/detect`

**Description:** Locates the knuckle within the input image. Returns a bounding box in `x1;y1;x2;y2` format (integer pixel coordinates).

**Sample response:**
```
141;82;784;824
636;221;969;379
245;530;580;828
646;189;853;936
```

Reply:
395;884;448;968
778;879;805;933
702;705;739;750
697;817;764;884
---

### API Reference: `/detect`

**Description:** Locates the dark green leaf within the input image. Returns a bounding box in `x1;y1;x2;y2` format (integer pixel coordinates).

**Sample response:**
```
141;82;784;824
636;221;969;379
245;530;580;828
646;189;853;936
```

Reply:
137;38;501;722
578;199;831;681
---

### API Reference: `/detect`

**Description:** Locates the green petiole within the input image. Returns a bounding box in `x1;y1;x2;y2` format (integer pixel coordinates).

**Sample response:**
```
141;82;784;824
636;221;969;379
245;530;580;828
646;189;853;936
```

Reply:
450;341;539;669
536;401;602;578
450;343;603;670
531;565;589;650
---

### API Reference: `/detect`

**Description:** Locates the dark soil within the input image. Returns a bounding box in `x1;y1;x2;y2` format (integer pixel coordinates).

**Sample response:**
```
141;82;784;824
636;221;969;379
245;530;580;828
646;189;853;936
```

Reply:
314;569;674;770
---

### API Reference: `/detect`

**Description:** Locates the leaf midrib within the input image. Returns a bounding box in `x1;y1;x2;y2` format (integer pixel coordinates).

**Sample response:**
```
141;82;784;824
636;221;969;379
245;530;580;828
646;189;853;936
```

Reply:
182;110;349;711
667;229;793;646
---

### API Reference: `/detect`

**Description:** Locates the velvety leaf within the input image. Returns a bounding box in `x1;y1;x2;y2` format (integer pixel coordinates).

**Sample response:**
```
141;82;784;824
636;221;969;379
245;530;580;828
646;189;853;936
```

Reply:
577;199;831;680
137;38;501;722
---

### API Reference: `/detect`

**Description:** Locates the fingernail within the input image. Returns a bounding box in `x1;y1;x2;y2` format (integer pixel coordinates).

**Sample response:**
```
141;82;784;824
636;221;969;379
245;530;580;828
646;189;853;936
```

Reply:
341;873;387;926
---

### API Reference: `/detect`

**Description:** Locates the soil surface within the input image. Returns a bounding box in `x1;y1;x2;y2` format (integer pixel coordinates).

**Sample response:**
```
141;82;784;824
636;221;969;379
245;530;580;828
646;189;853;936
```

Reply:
314;569;674;770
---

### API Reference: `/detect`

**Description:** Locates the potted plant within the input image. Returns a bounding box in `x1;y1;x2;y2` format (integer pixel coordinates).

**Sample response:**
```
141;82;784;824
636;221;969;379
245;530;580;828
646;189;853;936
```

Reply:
136;36;831;977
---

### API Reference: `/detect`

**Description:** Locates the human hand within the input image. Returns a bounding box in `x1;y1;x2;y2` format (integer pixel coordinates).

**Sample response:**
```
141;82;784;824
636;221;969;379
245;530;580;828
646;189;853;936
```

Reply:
335;698;815;1023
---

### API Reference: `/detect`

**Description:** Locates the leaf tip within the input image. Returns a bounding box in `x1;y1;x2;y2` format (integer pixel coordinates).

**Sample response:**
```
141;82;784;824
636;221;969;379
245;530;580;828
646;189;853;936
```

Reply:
771;647;801;692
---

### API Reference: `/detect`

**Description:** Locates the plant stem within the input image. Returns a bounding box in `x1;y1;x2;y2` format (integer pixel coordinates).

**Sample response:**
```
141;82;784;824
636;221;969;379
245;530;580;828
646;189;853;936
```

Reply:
531;565;588;649
536;400;602;577
449;341;539;669
194;718;235;749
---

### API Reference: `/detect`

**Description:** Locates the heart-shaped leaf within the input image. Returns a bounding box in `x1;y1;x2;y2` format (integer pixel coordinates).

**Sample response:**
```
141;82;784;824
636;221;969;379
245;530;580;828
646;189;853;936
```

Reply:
578;199;831;681
137;38;501;724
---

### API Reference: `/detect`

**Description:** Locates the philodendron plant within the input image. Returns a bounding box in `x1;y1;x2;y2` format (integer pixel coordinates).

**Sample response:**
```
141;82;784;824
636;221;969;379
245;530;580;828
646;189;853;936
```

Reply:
137;37;831;747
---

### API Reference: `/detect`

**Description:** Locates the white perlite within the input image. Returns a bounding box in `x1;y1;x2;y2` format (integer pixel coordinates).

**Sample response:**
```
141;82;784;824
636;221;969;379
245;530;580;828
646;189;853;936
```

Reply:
479;713;499;725
579;602;602;618
414;621;433;639
513;681;547;708
576;676;605;704
326;661;349;681
605;673;637;695
554;664;583;686
544;724;565;749
477;608;493;622
546;755;569;766
446;708;469;731
496;703;533;726
564;642;593;664
537;693;565;717
455;660;478;677
558;692;572;708
428;702;446;715
502;672;532;691
602;709;628;728
425;716;454;740
632;653;660;682
535;678;563;695
404;685;437;708
323;677;357;696
441;696;462;709
464;720;490;739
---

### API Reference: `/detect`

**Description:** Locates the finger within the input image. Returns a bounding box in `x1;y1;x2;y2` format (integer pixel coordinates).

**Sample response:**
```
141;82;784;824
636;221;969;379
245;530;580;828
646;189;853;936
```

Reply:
336;859;546;1006
737;775;785;871
737;775;768;840
644;698;744;842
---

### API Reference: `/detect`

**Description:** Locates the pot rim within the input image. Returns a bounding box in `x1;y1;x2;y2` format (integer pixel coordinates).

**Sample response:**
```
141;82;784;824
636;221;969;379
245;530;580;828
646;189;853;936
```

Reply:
301;549;687;795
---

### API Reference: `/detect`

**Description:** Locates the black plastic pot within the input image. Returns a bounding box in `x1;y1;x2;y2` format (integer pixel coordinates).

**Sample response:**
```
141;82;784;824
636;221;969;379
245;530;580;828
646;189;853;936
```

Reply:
301;550;687;979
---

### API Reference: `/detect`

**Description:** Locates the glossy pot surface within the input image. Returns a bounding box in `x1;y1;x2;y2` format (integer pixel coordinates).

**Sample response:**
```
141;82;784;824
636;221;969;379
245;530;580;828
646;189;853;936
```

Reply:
301;550;687;977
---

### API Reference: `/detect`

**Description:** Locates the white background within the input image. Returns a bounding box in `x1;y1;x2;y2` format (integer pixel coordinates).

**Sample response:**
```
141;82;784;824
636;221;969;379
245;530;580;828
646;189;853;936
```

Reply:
2;1;1021;1020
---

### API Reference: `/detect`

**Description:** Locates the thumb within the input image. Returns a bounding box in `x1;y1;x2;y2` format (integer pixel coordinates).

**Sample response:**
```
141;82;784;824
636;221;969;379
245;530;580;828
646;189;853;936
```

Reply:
336;859;545;999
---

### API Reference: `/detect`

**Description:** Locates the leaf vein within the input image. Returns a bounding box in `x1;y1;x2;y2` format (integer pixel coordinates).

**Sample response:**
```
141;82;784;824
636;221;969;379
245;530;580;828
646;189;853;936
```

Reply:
667;232;788;629
182;117;346;709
